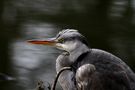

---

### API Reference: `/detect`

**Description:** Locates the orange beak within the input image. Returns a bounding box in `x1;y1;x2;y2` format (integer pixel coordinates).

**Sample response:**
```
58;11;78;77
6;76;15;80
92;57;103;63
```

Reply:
27;38;57;46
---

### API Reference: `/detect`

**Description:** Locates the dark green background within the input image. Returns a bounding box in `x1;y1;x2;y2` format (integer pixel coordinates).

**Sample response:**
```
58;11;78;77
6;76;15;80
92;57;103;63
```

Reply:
0;0;135;90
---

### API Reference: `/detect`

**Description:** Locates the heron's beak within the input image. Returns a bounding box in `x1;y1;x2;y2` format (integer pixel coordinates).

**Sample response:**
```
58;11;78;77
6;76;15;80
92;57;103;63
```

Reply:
27;38;57;46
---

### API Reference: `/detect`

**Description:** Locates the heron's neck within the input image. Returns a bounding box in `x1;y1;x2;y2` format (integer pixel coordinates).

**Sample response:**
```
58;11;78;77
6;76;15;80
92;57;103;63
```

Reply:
69;44;90;62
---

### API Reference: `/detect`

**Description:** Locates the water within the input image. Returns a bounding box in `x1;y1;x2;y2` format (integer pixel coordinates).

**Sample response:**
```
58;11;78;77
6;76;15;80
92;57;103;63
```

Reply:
0;0;135;90
10;22;61;90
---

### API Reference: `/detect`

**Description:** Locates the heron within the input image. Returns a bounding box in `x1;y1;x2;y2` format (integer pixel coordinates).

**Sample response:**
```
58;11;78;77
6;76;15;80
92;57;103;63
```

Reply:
28;29;135;90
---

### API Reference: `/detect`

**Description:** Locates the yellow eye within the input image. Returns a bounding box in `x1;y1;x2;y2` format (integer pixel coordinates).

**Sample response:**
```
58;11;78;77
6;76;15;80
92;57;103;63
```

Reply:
58;38;64;43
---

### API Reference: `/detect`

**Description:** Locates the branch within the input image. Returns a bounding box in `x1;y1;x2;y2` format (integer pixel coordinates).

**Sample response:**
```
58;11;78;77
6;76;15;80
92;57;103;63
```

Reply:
51;67;72;90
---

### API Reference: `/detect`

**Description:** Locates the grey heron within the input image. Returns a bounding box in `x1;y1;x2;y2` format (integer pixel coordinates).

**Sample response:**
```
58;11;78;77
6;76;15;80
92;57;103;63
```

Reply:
28;29;135;90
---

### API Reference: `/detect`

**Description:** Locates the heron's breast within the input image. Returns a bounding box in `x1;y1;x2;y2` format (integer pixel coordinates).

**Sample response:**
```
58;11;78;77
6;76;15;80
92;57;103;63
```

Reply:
56;53;73;72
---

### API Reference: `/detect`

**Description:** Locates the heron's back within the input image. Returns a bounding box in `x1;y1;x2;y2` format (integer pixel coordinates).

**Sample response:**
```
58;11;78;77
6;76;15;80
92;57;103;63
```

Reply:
76;49;135;90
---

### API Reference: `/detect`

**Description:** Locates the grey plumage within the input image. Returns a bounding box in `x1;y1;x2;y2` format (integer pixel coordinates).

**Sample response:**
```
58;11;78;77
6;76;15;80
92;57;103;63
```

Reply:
28;29;135;90
55;29;135;90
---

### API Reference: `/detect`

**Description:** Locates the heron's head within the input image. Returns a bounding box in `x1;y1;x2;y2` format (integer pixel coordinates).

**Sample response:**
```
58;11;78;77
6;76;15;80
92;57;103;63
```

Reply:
28;29;89;52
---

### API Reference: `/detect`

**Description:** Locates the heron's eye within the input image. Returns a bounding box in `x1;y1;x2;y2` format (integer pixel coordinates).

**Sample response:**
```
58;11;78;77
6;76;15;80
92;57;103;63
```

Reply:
58;38;64;43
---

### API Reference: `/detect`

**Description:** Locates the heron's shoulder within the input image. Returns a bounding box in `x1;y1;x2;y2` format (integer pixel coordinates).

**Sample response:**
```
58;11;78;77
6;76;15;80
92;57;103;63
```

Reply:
91;48;113;55
90;48;120;59
90;49;134;73
89;48;125;65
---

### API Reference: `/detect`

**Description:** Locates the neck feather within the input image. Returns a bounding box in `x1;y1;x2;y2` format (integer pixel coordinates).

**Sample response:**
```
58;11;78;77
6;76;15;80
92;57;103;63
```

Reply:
69;43;90;62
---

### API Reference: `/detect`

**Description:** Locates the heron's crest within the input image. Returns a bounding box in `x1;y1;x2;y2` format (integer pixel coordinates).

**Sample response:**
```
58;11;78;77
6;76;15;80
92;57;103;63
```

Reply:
56;29;78;38
59;29;78;35
56;29;89;46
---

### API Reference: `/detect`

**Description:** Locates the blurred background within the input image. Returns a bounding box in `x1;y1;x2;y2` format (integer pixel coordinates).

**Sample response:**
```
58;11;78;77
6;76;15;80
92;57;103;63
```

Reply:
0;0;135;90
